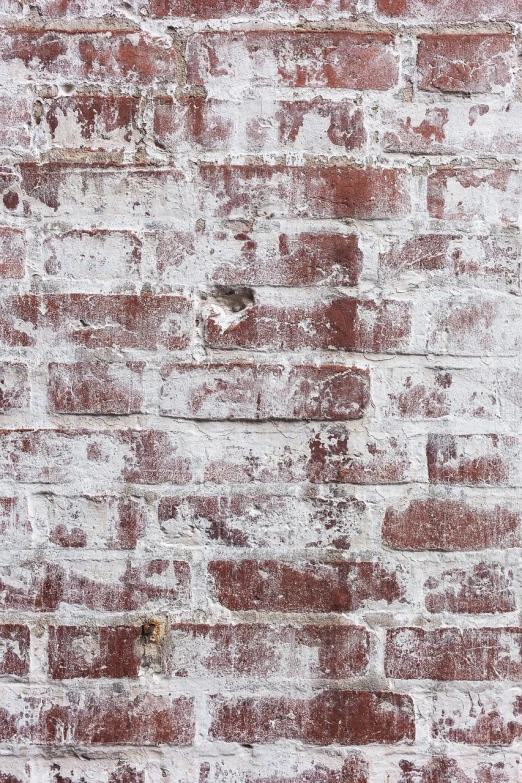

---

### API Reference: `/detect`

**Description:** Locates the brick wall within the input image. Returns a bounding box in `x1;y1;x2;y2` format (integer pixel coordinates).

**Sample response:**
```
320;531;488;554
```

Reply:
0;0;520;780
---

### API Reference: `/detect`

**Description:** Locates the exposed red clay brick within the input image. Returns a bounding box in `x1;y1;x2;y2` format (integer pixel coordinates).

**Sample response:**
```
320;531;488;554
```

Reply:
48;362;145;415
0;559;190;612
0;294;192;350
0;692;194;745
427;434;517;486
417;35;513;94
205;298;411;352
208;560;403;612
200;164;410;220
386;627;522;680
424;563;516;614
209;691;415;744
0;30;180;85
48;625;143;679
382;498;521;550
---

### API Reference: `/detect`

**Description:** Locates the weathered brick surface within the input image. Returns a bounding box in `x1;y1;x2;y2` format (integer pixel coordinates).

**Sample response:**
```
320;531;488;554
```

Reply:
209;691;415;745
417;35;513;94
159;363;370;420
168;624;369;678
0;0;519;775
187;32;399;89
386;628;522;680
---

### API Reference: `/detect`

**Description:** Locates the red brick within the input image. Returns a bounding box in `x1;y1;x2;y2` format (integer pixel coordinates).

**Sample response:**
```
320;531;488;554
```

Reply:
205;298;411;352
0;626;29;676
0;364;29;412
159;363;370;420
0;228;25;279
42;229;141;279
208;560;403;612
307;427;410;484
427;434;518;486
188;32;398;89
425;563;515;613
387;628;522;680
0;295;192;349
1;164;187;219
154;96;365;153
274;99;365;151
0;559;190;611
0;429;191;484
0;773;24;783
42;96;139;151
108;767;145;783
383;497;521;550
204;427;409;485
427;169;522;223
153;96;233;151
0;691;194;745
49;362;145;415
143;0;356;17
201;164;410;220
209;691;415;744
377;0;522;21
48;626;143;679
396;757;517;783
380;103;522;157
199;757;369;783
418;35;513;94
0;31;179;86
36;495;145;549
158;493;367;549
432;695;522;745
169;624;369;679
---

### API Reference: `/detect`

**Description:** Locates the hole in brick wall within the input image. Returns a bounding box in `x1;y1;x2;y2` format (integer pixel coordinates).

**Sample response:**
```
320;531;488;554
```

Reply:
209;286;255;313
141;620;160;642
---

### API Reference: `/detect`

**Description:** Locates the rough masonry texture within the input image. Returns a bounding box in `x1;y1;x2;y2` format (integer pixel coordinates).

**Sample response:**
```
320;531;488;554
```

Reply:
0;0;520;780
